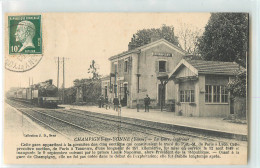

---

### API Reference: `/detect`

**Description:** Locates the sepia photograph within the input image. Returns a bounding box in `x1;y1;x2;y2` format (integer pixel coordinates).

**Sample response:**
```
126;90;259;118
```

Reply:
4;12;248;165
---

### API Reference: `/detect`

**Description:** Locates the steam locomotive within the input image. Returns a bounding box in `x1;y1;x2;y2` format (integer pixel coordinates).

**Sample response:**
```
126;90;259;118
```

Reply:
7;79;60;108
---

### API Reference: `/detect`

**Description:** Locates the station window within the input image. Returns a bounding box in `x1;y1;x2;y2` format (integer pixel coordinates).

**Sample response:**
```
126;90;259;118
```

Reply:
205;85;228;103
124;60;128;72
180;91;185;102
159;61;166;72
180;90;195;103
114;64;117;73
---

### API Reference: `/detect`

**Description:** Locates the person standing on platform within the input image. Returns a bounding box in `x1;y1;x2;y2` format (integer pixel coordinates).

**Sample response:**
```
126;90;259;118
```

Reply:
113;97;119;111
105;96;109;109
101;95;104;108
98;95;104;108
144;94;150;112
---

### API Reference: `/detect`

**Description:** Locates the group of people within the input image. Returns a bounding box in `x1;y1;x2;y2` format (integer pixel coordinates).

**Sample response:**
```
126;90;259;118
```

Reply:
98;95;120;111
98;95;108;108
98;94;151;112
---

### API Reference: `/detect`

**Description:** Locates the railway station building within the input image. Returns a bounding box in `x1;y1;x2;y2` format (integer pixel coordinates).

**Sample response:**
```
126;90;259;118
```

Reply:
168;59;242;117
101;38;187;109
101;38;243;117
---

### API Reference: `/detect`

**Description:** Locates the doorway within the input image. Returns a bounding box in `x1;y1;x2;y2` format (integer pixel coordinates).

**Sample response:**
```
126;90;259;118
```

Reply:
158;84;166;106
104;86;108;98
230;98;234;114
120;83;128;106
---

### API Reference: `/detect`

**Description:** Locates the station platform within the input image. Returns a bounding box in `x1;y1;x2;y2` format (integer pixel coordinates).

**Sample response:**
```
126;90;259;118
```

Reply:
4;103;54;137
61;105;248;139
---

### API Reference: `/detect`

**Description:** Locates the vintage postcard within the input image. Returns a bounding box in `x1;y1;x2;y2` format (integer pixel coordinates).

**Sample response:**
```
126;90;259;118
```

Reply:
4;13;248;165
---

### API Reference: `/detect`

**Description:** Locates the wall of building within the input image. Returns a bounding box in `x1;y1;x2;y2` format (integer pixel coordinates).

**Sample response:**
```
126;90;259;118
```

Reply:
175;79;199;116
203;104;230;117
106;54;134;107
107;42;185;109
135;43;184;108
175;65;197;78
197;75;205;117
166;80;176;103
174;73;231;117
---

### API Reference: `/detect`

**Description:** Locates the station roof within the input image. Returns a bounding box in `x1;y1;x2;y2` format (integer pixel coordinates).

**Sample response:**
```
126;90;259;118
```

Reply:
170;59;244;79
108;38;187;61
186;59;243;75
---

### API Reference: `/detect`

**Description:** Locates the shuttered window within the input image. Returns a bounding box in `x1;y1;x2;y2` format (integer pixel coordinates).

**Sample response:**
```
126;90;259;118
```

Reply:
155;60;169;72
159;61;166;72
124;61;128;72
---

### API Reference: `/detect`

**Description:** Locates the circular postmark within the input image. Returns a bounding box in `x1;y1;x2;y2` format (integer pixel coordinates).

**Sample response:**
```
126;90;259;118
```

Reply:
6;15;43;72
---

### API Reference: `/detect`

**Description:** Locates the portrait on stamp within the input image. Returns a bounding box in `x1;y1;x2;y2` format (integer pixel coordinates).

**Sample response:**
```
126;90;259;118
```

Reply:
15;20;36;52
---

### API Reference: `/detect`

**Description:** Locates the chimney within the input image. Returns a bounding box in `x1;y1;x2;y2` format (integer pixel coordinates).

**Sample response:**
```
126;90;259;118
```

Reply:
128;42;132;50
128;37;136;50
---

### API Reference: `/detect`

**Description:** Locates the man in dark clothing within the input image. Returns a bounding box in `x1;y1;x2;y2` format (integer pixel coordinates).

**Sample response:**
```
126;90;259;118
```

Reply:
105;96;109;109
113;97;119;111
144;94;150;112
99;95;104;108
101;95;104;107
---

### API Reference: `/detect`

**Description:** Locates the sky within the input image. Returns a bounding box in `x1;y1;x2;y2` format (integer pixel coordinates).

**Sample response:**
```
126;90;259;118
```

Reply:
5;13;210;90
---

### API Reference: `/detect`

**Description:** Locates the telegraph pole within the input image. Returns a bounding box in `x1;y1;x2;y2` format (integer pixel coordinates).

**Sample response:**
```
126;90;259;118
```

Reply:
57;57;59;90
55;57;68;104
63;57;65;104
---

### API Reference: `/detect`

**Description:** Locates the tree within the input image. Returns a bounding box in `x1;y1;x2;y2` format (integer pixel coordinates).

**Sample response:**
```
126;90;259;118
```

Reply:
176;23;202;55
128;24;180;50
227;70;247;118
198;13;248;67
227;70;246;97
71;60;102;104
88;60;100;80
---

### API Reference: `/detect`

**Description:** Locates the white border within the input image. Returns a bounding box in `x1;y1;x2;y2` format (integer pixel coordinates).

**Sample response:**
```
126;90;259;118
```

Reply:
1;0;259;168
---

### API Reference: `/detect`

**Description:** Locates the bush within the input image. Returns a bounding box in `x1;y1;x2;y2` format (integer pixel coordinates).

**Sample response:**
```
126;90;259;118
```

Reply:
178;110;183;116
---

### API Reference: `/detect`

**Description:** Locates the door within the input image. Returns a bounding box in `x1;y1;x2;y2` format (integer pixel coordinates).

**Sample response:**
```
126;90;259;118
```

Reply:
158;84;166;106
104;86;108;98
230;98;234;114
121;84;128;106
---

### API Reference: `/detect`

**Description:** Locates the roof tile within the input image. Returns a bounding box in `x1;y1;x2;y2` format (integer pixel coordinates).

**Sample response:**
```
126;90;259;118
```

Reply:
185;59;243;75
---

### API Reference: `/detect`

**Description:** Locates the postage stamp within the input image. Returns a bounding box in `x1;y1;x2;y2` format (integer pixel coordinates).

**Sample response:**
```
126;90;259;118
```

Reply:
8;15;42;54
5;15;43;72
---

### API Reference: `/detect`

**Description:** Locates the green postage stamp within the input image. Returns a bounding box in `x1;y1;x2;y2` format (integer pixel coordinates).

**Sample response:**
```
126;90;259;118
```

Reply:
8;15;42;54
6;14;43;72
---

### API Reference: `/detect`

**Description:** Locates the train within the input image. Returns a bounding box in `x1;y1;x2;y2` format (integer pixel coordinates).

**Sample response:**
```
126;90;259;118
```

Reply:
7;79;60;108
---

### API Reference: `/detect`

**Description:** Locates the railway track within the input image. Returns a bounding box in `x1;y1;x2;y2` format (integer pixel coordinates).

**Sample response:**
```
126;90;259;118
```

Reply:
57;108;228;142
6;99;109;140
7;99;194;141
6;99;247;146
55;109;209;140
42;108;188;140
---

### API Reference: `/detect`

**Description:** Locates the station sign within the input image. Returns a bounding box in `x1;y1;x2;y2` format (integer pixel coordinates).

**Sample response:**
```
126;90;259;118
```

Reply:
152;52;172;57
